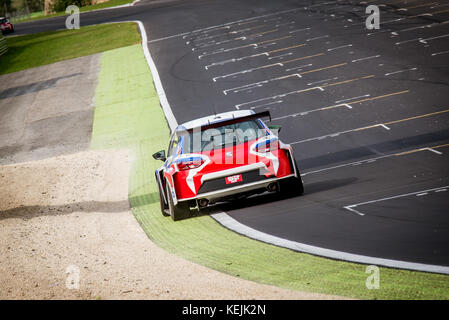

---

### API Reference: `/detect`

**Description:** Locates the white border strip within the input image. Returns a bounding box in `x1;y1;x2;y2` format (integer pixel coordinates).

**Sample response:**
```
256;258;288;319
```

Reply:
133;20;178;131
132;19;449;275
211;212;449;274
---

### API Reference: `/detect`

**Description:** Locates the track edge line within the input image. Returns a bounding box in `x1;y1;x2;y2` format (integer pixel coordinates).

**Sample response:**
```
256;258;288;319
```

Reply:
211;212;449;275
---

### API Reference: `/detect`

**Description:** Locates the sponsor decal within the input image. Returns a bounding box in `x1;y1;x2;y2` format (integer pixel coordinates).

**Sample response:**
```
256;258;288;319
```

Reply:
225;174;242;184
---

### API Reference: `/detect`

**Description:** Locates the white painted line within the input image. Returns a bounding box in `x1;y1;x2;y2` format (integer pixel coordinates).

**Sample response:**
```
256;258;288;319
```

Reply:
425;147;443;155
193;40;216;47
268;52;293;59
307;77;337;86
250;100;283;110
285;63;313;72
344;186;449;215
335;94;370;104
193;35;247;51
197;36;288;59
416;193;428;197
327;44;352;51
302;144;448;177
302;154;391;176
351;55;380;63
275;21;295;27
205;52;268;69
229;25;266;35
395;37;424;45
211;212;449;274
306;35;329;41
232;84;262;93
397;23;436;33
432;50;449;56
395;34;449;45
289;27;311;33
199;45;254;59
289;122;392;145
183;26;229;39
435;189;447;192
385;68;417;76
213;62;283;82
419;34;449;44
234;86;322;109
344;206;365;216
257;42;278;49
223;73;300;94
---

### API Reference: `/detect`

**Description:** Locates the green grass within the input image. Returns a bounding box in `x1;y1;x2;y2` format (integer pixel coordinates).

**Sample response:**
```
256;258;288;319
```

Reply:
11;0;133;23
10;11;45;23
0;23;141;75
90;43;449;300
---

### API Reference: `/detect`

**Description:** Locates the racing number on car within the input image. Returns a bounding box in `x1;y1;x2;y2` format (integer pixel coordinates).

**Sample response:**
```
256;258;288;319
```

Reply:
225;174;243;184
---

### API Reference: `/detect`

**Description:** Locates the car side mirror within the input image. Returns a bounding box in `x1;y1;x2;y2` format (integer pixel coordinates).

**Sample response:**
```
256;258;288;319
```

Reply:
268;125;282;135
152;150;166;161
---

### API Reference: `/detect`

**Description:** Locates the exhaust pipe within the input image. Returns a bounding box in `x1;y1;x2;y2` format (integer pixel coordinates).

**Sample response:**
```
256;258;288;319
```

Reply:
198;198;209;208
267;182;278;192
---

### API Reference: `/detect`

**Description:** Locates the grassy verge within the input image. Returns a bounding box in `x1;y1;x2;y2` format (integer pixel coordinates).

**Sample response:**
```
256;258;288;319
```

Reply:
0;23;140;75
90;43;449;300
11;0;133;24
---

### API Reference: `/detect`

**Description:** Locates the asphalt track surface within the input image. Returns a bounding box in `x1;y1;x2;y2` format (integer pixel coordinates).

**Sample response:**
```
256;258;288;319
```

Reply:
12;0;449;268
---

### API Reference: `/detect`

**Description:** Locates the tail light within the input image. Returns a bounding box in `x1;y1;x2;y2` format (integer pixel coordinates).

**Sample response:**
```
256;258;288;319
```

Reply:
255;140;279;153
177;159;205;170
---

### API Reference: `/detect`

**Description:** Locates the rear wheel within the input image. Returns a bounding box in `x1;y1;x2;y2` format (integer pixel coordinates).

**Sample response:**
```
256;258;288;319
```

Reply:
157;176;169;217
279;159;304;198
166;181;191;221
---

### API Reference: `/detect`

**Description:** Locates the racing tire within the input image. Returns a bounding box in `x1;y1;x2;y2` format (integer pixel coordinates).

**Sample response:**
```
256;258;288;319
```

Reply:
279;159;304;198
157;177;169;217
166;181;191;221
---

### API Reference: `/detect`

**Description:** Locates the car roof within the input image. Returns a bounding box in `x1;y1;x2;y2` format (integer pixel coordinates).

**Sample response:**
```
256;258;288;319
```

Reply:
177;110;255;131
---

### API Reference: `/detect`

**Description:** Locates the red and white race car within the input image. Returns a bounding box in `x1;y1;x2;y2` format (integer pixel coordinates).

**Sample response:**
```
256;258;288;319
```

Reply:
153;110;304;220
0;17;14;35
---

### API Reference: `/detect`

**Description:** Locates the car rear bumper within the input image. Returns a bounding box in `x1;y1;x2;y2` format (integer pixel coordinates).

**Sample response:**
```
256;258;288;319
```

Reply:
178;173;295;202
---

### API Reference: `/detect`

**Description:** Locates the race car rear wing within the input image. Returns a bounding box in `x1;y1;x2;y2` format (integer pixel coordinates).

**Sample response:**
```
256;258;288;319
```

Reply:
176;111;271;134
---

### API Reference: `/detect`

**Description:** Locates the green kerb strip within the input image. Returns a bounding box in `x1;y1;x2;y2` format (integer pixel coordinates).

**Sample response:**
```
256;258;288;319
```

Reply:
90;44;449;300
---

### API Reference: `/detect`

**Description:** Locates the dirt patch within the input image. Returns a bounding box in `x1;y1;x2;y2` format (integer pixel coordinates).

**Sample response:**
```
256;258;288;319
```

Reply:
0;54;100;165
0;149;342;299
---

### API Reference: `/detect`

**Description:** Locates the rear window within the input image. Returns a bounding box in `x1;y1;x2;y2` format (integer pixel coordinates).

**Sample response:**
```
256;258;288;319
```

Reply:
180;120;266;153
